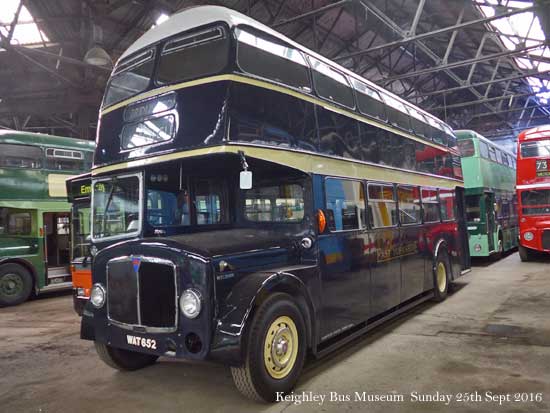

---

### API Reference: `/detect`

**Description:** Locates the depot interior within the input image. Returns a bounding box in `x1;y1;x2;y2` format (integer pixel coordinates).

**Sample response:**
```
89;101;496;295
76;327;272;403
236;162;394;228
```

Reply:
0;0;549;411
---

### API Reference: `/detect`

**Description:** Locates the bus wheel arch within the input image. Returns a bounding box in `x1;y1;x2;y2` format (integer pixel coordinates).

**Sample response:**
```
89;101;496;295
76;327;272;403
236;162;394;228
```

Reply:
245;274;315;353
0;261;34;307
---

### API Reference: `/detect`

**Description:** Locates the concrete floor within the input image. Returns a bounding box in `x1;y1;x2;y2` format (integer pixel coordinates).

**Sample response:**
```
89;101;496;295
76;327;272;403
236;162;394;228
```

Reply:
1;252;549;412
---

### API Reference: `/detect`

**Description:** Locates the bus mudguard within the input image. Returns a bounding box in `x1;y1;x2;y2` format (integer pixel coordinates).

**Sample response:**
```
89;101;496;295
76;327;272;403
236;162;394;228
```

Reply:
209;267;318;365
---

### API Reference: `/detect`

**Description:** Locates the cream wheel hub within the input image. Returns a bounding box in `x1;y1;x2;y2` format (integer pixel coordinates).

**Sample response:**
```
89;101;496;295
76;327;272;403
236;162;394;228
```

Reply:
437;262;447;293
264;316;298;379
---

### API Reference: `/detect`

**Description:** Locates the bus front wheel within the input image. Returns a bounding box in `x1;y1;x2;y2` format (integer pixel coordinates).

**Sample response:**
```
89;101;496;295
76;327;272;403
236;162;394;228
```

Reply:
519;244;534;262
231;293;306;402
0;264;33;307
432;251;450;302
95;342;158;371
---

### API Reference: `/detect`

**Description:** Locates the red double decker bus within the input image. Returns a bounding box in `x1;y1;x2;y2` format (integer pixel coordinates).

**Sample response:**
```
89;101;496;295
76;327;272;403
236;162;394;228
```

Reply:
516;125;550;261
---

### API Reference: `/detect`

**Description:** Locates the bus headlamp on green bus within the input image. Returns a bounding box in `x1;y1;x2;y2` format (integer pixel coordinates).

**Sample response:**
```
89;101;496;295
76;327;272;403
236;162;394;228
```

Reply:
179;289;202;319
90;283;106;308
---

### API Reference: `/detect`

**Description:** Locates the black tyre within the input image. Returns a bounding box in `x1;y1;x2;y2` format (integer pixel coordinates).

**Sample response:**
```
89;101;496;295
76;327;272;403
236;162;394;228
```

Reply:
95;342;158;371
231;293;307;402
432;250;450;302
518;244;533;262
0;264;33;307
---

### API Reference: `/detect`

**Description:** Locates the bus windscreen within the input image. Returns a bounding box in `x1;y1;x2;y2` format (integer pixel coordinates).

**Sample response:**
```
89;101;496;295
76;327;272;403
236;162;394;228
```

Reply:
520;139;550;158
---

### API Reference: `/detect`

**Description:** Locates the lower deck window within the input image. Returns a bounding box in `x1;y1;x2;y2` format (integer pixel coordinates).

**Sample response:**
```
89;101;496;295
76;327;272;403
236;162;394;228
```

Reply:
465;195;481;222
146;174;225;227
0;208;32;235
325;179;366;231
397;185;421;225
367;184;397;228
439;189;456;221
244;183;304;223
422;188;440;223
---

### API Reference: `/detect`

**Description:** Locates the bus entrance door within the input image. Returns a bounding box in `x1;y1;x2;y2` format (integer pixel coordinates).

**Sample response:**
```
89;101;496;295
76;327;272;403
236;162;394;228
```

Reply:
484;192;496;252
43;212;71;285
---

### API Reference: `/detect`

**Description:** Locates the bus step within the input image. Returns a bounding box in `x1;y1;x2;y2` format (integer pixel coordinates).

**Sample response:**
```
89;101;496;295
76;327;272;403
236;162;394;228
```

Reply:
40;281;72;293
47;266;70;278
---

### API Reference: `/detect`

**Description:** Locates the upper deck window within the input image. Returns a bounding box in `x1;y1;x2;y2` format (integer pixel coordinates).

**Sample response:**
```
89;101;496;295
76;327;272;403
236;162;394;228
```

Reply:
488;146;497;162
308;57;355;109
479;141;489;158
103;49;155;108
442;124;457;147
351;78;386;121
457;139;475;157
235;27;310;91
380;92;411;132
521;139;550;158
45;148;91;171
157;26;229;85
406;105;428;138
425;115;447;145
0;143;42;169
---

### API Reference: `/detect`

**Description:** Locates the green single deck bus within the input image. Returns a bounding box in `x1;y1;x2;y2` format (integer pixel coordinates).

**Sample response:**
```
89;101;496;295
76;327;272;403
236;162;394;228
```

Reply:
456;130;518;257
0;131;95;306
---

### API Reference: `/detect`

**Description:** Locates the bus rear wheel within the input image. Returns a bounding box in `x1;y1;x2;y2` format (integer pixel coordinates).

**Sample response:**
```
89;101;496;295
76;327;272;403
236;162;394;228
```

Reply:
432;250;450;302
0;264;33;307
95;342;158;371
518;244;534;262
231;293;306;402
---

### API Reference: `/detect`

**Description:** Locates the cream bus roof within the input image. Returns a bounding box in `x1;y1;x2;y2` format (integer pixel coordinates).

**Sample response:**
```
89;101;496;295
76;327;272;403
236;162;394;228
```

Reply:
119;5;448;133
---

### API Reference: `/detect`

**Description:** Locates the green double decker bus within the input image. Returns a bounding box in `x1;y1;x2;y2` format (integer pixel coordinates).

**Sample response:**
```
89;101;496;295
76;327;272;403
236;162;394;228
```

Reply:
0;131;95;306
456;130;518;258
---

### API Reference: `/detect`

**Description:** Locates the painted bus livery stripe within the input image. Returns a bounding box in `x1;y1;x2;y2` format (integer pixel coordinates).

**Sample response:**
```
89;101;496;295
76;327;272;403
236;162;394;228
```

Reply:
100;73;451;153
516;183;550;190
92;144;463;189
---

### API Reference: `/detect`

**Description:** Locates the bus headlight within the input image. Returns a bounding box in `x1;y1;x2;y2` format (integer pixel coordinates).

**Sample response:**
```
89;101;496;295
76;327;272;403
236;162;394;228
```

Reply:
179;289;202;319
90;284;106;308
524;232;534;241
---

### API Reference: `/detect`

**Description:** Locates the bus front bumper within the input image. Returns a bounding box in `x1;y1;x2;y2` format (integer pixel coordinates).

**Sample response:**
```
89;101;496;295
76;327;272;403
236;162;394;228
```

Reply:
72;290;88;316
80;305;212;361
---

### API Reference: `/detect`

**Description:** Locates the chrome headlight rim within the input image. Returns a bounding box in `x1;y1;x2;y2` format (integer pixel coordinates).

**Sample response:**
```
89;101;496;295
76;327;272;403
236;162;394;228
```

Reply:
179;289;202;319
90;283;106;308
524;231;534;241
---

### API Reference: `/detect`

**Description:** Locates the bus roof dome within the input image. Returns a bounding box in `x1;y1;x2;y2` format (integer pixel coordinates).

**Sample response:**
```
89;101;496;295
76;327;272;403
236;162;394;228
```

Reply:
120;5;256;61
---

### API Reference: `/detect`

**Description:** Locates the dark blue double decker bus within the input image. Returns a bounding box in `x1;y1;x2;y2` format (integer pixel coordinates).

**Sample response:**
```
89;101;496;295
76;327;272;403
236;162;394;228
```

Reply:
82;6;470;402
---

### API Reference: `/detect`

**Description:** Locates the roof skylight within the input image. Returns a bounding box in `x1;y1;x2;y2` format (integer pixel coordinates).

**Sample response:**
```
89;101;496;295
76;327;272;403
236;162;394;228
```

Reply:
0;0;49;46
474;0;550;104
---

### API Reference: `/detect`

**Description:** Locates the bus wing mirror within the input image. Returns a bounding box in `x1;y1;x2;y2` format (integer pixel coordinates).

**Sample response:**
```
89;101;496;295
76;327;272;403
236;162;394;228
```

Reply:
240;170;252;190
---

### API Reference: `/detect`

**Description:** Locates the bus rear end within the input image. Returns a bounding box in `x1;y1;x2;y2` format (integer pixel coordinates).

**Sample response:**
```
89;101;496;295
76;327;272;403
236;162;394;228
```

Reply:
516;125;550;261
